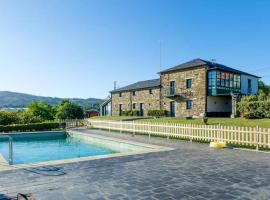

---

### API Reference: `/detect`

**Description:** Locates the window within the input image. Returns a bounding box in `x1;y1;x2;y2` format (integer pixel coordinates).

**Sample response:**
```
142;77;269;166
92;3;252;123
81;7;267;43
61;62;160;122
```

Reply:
119;104;123;116
140;103;144;116
149;89;153;94
119;92;122;97
248;79;252;89
170;101;176;117
186;100;192;110
208;71;217;87
170;81;176;95
132;103;136;109
132;91;136;96
186;79;192;89
208;71;240;90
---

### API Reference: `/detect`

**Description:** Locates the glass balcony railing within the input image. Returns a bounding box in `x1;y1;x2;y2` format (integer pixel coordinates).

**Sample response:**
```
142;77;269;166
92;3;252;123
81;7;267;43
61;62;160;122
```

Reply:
164;86;176;97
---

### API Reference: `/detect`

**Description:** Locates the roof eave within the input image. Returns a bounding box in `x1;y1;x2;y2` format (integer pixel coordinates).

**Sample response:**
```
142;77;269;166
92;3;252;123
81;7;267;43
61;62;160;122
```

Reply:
158;64;206;74
110;85;161;93
207;67;261;78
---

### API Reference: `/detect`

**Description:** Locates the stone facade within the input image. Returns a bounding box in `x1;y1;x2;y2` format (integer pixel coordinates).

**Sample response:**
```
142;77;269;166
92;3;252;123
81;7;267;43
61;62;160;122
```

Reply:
160;66;207;117
111;91;131;116
110;59;259;118
111;66;207;117
111;87;161;116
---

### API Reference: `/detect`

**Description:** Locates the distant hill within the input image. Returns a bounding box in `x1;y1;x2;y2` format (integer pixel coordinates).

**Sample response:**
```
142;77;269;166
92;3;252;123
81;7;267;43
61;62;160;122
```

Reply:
0;91;103;111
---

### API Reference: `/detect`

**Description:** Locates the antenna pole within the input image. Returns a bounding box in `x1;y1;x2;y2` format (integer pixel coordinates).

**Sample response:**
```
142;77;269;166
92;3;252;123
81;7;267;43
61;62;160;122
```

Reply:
114;81;117;90
159;41;162;71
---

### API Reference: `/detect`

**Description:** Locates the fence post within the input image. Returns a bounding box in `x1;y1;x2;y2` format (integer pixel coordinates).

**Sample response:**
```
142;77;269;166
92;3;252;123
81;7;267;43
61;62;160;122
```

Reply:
218;123;221;142
132;121;135;137
189;124;192;143
120;121;122;134
167;123;170;140
256;125;259;151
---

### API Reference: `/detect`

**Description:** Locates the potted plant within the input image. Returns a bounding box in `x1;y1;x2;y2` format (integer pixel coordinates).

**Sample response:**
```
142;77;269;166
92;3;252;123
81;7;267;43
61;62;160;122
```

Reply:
202;116;208;125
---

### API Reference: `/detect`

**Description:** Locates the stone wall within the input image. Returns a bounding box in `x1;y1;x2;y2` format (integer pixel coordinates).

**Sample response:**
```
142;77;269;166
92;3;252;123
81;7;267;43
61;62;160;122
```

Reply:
111;87;161;116
160;66;207;117
111;91;131;116
131;88;161;116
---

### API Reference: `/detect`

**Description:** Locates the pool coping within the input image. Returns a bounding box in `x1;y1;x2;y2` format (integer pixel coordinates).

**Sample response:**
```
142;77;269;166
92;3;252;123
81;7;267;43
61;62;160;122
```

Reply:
0;130;173;172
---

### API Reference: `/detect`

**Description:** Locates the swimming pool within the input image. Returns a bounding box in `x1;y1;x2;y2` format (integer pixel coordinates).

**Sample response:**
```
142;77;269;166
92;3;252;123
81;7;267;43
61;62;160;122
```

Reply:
0;131;153;165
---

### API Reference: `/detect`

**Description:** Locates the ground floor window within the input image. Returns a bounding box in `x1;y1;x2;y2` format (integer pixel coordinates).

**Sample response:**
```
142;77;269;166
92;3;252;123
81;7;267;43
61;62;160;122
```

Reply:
132;103;136;109
119;104;123;116
139;103;144;116
170;101;176;117
186;100;192;110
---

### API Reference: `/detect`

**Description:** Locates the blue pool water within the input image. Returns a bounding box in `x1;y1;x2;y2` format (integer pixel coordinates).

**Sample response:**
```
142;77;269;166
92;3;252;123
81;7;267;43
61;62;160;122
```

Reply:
0;132;117;165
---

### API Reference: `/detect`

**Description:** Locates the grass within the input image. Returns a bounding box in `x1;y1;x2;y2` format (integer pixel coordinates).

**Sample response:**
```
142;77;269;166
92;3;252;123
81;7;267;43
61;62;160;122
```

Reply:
92;116;270;128
91;116;146;121
139;117;270;128
90;127;270;151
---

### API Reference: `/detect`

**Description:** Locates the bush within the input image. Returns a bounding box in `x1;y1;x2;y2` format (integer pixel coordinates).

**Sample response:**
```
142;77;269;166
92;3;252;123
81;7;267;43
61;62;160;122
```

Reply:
122;110;140;116
147;109;168;117
0;111;43;125
238;100;270;119
0;111;20;125
55;100;84;119
0;122;66;133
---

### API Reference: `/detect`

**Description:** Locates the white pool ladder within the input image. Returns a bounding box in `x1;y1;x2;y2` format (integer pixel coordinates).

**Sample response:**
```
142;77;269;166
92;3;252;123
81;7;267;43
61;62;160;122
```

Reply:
0;135;13;165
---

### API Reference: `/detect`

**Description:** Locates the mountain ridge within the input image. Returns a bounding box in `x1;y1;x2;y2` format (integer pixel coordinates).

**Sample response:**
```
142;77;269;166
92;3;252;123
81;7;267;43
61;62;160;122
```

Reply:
0;91;103;110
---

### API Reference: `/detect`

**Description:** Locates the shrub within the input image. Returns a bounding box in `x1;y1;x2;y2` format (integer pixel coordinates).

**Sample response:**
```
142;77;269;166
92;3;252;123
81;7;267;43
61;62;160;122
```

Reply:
55;100;84;119
122;110;140;116
147;109;168;117
238;100;270;119
0;122;66;133
0;111;20;125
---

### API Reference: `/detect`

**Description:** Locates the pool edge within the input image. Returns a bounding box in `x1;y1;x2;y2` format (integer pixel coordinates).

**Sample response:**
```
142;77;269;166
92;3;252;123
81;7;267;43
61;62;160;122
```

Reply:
0;130;173;172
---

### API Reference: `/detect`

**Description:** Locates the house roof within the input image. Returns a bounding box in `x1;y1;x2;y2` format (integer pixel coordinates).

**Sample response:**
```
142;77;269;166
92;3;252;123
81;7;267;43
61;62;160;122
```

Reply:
100;96;111;106
111;78;160;93
159;58;260;78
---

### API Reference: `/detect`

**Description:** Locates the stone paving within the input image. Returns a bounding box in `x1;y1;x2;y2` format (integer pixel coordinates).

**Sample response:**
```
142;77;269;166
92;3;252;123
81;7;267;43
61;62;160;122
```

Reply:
1;128;270;200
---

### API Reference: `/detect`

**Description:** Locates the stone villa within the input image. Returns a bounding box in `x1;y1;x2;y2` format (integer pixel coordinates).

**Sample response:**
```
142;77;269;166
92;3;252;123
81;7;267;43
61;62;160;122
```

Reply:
101;59;260;118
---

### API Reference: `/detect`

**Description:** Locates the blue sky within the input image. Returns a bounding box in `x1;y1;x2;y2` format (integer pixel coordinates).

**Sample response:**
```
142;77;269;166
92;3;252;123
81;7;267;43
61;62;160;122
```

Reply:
0;0;269;99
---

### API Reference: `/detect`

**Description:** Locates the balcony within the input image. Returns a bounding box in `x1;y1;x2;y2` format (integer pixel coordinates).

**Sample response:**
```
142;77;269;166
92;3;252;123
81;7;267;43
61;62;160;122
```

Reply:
163;86;190;99
164;86;176;97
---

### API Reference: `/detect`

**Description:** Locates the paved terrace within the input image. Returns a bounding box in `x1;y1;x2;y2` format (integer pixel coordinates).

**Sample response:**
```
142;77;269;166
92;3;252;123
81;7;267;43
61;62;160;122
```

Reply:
0;129;270;200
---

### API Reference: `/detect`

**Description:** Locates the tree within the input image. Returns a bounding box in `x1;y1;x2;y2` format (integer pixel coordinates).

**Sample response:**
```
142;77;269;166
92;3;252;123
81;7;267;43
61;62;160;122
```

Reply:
27;101;55;120
18;112;43;124
259;80;270;96
55;100;84;119
0;111;20;125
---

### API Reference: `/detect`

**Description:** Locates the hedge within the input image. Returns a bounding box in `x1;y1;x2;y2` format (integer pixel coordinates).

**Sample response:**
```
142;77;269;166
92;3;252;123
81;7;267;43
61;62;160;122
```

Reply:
0;122;66;133
238;100;270;119
147;109;168;117
122;110;140;116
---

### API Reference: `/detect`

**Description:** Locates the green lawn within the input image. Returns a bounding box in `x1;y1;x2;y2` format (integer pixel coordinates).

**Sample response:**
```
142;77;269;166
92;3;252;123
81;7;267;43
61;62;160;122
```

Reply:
91;116;144;121
139;117;270;128
91;116;270;128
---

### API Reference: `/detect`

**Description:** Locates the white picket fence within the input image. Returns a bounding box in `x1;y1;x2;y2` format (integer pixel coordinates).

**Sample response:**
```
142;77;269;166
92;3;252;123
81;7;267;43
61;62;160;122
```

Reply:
87;119;270;150
59;119;86;128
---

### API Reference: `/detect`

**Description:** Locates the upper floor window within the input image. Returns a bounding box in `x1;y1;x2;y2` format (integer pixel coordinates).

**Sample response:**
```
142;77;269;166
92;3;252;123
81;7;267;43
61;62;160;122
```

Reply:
248;79;252;89
186;100;192;110
149;89;153;94
119;92;122;97
132;91;136;96
186;79;192;89
211;71;240;89
170;81;176;95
